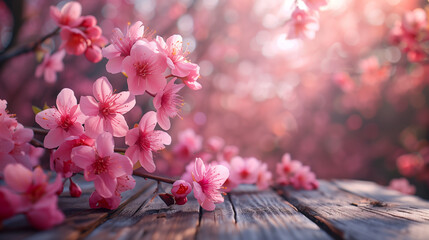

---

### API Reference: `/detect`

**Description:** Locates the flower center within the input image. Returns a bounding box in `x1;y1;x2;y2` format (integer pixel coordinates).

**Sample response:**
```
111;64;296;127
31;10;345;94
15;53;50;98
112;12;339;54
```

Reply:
134;62;150;77
92;156;109;175
176;184;189;194
60;115;73;130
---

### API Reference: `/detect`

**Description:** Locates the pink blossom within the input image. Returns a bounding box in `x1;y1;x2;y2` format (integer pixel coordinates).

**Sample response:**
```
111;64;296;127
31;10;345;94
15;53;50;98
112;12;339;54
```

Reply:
256;163;273;190
180;63;202;90
303;0;328;10
60;27;87;55
80;76;136;138
125;111;171;172
229;156;261;184
222;145;239;162
173;129;203;160
286;8;319;40
69;178;82;197
153;79;184;130
217;160;239;192
103;21;145;74
35;88;86;149
0;163;64;229
171;180;192;205
50;1;83;27
388;178;416;195
290;166;319;190
122;40;168;95
207;136;225;153
85;35;108;63
156;35;198;77
276;153;303;185
51;134;94;178
192;158;229;211
89;175;136;210
71;132;133;198
35;50;65;83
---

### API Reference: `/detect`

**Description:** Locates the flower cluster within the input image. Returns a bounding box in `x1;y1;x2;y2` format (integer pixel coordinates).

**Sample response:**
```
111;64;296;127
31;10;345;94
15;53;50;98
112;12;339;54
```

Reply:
276;153;319;190
0;99;43;175
285;0;327;40
388;178;416;195
390;8;429;62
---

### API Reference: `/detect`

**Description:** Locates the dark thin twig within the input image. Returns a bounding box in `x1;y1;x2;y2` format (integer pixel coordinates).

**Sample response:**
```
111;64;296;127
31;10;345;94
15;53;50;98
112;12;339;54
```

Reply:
133;171;176;184
0;27;60;64
30;138;44;148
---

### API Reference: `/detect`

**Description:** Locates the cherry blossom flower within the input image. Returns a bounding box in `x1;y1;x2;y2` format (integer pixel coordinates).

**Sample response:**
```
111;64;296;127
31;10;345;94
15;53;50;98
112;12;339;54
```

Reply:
303;0;328;10
286;8;319;40
180;63;202;90
207;136;225;153
35;50;65;83
50;1;83;27
125;111;171;172
171;180;192;205
388;178;416;195
0;163;64;230
122;40;168;95
192;158;229;211
156;35;197;77
173;129;203;160
256;163;273;190
222;145;239;162
103;21;145;74
35;88;86;149
51;134;94;178
89;175;136;210
229;156;261;184
290;166;319;190
71;132;133;198
276;153;303;185
80;76;136;138
153;79;184;130
60;27;87;55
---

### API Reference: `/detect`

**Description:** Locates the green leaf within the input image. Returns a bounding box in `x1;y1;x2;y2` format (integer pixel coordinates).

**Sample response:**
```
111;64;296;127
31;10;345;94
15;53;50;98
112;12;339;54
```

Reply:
32;106;42;115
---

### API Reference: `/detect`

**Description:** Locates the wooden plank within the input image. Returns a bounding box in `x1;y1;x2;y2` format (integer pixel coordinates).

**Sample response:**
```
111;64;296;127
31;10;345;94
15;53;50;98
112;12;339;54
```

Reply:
0;175;154;240
225;185;332;240
87;184;201;240
278;180;429;240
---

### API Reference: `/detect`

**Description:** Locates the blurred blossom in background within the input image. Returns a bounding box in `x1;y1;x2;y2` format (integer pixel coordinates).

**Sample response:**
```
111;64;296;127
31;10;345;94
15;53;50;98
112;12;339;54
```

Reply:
1;0;429;197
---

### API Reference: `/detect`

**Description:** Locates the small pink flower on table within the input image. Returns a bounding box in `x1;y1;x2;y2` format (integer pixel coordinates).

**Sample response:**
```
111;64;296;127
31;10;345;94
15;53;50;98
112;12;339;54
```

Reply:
286;8;319;40
171;180;192;205
192;158;229;211
0;163;64;230
256;163;273;190
122;40;168;95
89;174;136;210
388;178;416;195
276;153;303;185
35;88;86;149
229;156;261;184
103;21;145;74
153;79;184;130
80;76;136;138
50;1;83;27
35;50;66;83
125;111;171;172
71;132;133;198
173;128;203;160
290;166;319;190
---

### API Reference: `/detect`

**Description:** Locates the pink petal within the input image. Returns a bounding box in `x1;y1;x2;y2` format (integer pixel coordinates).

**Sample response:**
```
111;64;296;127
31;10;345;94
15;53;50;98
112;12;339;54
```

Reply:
125;128;140;147
207;165;229;187
172;61;196;78
4;163;32;193
67;122;85;136
26;205;64;230
192;181;205;203
61;1;82;22
193;158;205;182
85;45;103;63
117;175;136;193
156;110;171;131
13;128;33;144
125;145;140;165
94;173;116;198
44;69;57;83
102;44;121;59
109;114;129;137
145;71;166;94
105;56;124;74
84;116;105;138
71;145;95;169
139;111;157;132
109;153;133;177
93;77;113;102
80;96;99;116
44;127;67;149
49;6;61;24
127;75;146;95
140;150;155;173
0;138;14;153
200;196;216;211
35;108;61;130
157;130;172;145
56;88;77;113
114;91;136;114
95;132;114;158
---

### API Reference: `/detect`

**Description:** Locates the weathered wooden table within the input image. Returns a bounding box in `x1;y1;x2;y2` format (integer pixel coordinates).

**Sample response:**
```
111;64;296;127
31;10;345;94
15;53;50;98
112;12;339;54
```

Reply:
2;175;429;240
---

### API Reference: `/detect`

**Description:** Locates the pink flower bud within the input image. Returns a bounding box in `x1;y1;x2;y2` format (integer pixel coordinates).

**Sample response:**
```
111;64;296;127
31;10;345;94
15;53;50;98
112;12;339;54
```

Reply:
69;178;82;197
175;197;188;205
171;180;192;199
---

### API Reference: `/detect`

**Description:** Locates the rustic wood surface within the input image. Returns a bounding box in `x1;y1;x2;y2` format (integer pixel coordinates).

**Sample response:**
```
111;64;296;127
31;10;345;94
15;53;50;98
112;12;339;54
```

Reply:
1;177;429;240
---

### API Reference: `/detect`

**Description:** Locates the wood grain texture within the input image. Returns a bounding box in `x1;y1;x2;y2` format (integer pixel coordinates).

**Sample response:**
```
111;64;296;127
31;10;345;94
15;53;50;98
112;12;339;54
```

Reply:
225;185;332;240
0;175;154;240
279;180;429;240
